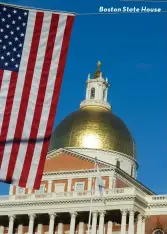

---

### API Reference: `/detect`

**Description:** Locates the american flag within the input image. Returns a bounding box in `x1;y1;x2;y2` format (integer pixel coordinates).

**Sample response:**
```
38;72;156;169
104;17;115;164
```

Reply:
0;4;74;189
96;164;105;198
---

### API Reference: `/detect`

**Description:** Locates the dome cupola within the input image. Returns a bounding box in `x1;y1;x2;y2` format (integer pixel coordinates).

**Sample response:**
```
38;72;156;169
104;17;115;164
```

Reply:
80;61;111;111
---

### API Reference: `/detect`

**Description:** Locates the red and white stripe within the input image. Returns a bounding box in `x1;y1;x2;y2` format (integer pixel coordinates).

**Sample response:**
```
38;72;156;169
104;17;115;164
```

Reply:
0;9;74;189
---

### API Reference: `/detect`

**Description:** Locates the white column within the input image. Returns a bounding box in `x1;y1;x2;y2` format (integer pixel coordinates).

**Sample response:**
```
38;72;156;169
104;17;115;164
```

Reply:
98;85;103;100
107;221;112;234
48;213;56;234
48;180;52;193
8;215;15;234
137;214;142;234
58;223;63;234
78;222;84;234
37;224;43;234
128;210;134;234
88;178;92;191
91;211;98;234
0;225;4;234
70;212;77;234
105;88;108;101
86;84;89;99
141;216;146;234
109;176;113;189
18;224;23;234
120;210;127;234
99;211;106;234
112;177;116;188
9;185;13;195
28;214;35;234
28;189;32;194
68;178;72;192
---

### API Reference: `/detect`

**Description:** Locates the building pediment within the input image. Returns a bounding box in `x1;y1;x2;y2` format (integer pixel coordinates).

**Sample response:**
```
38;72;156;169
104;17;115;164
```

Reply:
44;148;110;173
45;148;155;196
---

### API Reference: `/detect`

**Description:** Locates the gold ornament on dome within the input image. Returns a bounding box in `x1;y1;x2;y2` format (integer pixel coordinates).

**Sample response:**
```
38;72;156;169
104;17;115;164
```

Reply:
93;61;102;78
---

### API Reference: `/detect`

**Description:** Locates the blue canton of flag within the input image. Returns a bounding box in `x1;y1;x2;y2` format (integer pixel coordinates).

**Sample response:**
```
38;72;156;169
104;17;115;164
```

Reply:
0;5;28;72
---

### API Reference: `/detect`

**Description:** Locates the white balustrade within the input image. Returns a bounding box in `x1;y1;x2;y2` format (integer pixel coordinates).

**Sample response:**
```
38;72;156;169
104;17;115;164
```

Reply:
0;187;137;201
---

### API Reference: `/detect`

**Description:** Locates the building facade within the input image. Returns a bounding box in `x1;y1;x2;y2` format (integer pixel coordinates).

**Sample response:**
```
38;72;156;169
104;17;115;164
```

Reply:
0;62;167;234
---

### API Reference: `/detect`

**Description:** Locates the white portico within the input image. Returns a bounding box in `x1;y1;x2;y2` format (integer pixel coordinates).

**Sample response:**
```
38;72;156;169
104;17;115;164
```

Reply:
0;149;166;233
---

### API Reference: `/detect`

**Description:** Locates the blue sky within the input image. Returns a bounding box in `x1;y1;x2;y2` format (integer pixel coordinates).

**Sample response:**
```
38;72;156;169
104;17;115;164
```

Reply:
0;0;167;195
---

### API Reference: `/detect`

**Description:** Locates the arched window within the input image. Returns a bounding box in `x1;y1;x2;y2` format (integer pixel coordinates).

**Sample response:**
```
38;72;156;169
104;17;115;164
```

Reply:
153;230;164;234
131;166;133;176
103;89;106;100
90;88;95;99
116;160;120;168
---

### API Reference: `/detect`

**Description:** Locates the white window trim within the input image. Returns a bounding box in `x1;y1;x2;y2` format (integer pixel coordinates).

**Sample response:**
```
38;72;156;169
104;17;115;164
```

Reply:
54;183;65;192
75;182;85;191
35;184;45;194
95;179;106;189
16;186;25;195
153;229;164;234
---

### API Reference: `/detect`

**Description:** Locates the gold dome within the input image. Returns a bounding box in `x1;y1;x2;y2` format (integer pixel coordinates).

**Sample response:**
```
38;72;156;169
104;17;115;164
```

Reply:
49;106;136;158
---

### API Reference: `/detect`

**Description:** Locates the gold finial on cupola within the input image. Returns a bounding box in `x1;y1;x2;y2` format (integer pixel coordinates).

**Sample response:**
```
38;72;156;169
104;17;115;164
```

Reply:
93;61;102;78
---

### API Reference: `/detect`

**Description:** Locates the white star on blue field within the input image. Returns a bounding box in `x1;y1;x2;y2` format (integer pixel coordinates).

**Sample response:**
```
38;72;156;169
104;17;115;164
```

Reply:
0;5;28;71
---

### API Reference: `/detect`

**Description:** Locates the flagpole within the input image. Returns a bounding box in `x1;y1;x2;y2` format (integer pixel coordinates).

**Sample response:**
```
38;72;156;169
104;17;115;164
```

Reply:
87;157;97;234
97;163;106;205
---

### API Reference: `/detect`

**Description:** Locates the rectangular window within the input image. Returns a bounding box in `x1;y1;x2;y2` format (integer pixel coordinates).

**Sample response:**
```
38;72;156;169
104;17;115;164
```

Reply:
16;186;24;194
35;184;45;194
55;183;65;193
75;182;85;191
131;166;133;176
